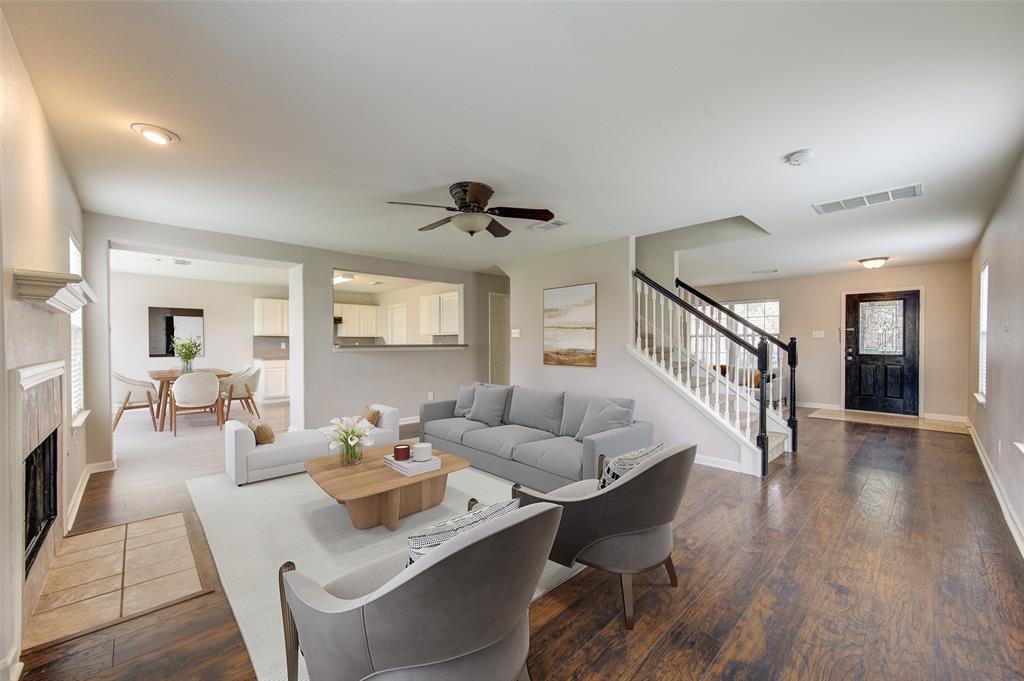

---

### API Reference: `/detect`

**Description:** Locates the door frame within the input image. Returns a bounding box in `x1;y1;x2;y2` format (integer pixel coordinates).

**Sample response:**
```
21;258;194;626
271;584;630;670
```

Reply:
838;285;925;415
488;292;510;384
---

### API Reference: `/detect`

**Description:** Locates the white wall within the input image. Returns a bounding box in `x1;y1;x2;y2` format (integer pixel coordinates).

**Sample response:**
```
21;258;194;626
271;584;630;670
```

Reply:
700;261;971;418
969;149;1024;552
502;238;749;471
109;272;288;381
0;10;84;679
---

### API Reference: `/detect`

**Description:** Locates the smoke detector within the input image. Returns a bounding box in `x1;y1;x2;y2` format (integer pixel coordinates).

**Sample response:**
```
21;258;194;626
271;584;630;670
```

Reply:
813;183;923;215
527;218;568;232
785;149;815;166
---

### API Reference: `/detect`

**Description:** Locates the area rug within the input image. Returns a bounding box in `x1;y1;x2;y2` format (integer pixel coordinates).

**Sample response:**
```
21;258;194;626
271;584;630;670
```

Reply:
808;408;970;434
187;468;584;681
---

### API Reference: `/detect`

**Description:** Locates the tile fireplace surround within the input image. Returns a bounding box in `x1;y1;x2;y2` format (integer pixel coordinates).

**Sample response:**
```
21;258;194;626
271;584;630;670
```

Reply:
1;360;66;681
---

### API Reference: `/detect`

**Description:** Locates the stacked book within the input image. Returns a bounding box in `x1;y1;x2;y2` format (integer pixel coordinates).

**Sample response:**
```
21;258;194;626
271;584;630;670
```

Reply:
384;454;441;476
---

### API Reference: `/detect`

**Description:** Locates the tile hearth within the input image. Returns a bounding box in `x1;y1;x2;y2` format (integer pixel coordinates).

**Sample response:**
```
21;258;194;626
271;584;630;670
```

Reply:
22;512;204;650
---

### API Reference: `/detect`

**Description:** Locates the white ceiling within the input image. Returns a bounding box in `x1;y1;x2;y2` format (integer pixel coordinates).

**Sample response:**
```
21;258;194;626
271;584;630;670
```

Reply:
110;249;289;286
6;2;1024;281
333;270;433;294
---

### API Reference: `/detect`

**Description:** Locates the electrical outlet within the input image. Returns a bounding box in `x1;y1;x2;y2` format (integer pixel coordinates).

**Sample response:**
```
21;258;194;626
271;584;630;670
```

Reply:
427;391;434;401
280;342;286;349
812;330;825;338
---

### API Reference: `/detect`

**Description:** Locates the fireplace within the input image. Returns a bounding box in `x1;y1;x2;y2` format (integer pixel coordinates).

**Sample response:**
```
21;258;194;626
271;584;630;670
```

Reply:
24;428;58;575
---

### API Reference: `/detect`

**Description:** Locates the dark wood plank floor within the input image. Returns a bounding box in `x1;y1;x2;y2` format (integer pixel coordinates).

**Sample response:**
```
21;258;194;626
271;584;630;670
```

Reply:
22;408;1024;680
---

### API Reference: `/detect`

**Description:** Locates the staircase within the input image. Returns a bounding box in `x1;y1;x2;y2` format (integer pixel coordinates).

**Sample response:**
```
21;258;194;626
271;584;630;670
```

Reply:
630;270;798;476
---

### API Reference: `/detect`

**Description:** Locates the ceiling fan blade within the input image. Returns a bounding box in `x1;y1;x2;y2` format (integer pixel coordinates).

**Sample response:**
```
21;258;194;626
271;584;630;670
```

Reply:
485;219;511;238
388;201;456;210
485;207;555;222
466;182;494;209
418;217;452;232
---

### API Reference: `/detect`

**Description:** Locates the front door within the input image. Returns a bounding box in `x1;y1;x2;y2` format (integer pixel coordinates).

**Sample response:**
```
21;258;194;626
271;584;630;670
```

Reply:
844;290;920;415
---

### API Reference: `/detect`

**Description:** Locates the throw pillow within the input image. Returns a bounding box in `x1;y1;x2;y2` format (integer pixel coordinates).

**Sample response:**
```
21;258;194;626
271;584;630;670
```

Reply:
468;385;511;427
599;443;664;489
453;384;476;417
247;419;275;445
360;406;381;427
575;396;634;442
407;498;520;565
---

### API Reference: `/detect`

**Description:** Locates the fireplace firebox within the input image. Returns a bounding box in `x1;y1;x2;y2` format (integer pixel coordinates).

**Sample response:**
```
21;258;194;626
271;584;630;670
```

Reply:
25;428;58;574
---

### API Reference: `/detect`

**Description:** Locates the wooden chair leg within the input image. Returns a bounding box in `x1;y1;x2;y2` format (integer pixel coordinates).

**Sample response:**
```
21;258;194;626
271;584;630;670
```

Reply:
279;562;299;681
247;388;262;418
664;556;678;587
171;395;177;437
467;498;479;511
217;398;224;430
511;482;521;499
620;573;635;630
224;386;234;421
146;392;158;431
112;392;130;432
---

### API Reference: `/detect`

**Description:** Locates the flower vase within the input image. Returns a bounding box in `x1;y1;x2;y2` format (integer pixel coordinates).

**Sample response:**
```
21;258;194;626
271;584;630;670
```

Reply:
180;358;193;374
340;442;363;467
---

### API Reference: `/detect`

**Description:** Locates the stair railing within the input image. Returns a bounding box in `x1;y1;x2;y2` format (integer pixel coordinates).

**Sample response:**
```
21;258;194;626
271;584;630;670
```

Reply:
633;269;771;475
675;277;799;451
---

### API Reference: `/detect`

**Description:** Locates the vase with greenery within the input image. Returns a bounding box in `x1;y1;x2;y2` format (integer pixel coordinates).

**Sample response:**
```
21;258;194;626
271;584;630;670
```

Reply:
171;336;202;374
327;416;375;467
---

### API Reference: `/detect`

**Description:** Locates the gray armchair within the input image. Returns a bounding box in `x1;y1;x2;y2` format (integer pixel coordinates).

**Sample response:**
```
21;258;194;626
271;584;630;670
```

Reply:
278;503;562;681
515;443;697;629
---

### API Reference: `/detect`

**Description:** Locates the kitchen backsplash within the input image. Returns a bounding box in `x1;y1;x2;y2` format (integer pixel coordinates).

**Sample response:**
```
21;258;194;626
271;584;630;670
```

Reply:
253;335;289;359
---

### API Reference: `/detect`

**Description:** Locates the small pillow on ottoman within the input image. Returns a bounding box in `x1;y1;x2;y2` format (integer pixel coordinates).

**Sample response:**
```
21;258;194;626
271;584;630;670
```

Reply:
600;443;664;489
247;419;276;445
360;406;381;427
407;498;520;565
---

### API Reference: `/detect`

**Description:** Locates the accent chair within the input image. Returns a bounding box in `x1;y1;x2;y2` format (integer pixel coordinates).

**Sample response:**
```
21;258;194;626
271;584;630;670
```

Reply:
111;372;159;432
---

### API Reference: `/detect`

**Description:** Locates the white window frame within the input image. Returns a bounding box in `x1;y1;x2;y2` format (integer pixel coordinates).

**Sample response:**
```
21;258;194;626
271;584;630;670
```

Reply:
69;237;85;417
977;263;989;403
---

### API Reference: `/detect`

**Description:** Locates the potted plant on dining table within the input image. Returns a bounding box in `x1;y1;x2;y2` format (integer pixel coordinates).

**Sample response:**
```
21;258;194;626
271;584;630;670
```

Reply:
328;416;376;467
171;336;202;374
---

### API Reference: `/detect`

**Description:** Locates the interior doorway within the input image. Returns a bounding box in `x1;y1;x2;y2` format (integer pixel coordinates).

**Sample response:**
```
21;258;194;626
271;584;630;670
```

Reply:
844;290;920;415
489;292;510;385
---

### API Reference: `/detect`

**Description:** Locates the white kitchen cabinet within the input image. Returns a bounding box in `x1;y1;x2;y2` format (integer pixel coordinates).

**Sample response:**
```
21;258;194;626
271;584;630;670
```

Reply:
335;303;381;336
254;298;289;336
439;291;459;335
254;359;288;402
359;305;378;336
333;303;344;317
419;291;459;336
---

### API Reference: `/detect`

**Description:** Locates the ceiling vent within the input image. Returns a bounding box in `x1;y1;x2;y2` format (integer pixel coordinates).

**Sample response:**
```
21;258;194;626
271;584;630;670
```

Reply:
527;218;568;232
173;258;192;266
813;183;923;215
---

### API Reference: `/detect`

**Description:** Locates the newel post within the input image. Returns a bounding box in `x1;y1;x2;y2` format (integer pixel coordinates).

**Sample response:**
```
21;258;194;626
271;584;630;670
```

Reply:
756;337;769;477
787;336;798;451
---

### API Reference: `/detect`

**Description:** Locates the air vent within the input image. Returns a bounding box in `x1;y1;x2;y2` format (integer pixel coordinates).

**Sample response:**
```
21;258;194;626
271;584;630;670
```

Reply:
172;259;192;266
527;218;568;232
813;183;922;215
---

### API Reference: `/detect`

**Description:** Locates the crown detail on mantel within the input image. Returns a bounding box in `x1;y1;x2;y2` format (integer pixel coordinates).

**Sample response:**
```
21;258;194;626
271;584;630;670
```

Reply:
13;269;97;314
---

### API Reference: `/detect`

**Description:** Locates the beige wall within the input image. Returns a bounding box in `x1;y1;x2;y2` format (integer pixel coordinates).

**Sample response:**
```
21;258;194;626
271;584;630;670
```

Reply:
109;272;289;382
701;261;971;418
372;281;461;344
969;149;1024;542
0;10;84;676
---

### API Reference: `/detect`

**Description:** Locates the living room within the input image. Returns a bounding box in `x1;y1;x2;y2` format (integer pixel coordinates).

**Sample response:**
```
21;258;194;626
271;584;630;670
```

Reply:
2;2;1023;680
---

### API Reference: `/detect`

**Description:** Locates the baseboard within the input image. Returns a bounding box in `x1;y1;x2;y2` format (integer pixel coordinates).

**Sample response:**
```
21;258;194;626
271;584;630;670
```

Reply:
798;402;840;410
694;454;743;474
399;416;419;425
922;412;968;423
969;423;1024;560
1;646;24;681
64;460;117;534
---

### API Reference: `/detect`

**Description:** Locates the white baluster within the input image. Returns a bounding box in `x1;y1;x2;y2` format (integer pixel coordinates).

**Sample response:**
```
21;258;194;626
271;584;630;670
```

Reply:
635;279;642;350
659;296;665;369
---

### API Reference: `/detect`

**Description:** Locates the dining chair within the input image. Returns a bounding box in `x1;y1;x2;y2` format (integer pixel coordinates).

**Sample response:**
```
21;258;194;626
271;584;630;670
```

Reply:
111;372;159;432
220;366;260;420
170;371;223;436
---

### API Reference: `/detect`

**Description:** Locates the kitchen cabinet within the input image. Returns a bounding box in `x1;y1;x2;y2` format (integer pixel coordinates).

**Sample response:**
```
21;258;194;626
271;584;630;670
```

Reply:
334;303;380;337
439;291;459;334
419;291;460;336
254;298;289;336
254;359;288;402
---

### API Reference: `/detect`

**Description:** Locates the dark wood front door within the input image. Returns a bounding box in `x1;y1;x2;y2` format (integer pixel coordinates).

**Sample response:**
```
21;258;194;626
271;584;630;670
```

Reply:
845;290;920;415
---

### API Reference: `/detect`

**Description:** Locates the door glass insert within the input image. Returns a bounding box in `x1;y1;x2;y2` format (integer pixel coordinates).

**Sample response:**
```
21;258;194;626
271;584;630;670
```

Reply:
859;300;904;355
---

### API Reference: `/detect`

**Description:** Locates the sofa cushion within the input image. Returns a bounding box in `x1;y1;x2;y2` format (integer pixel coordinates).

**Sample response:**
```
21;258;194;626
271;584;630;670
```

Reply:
468;385;512;427
453;385;476;417
560;392;636;437
422;417;488;443
462;424;556;460
512;436;585;480
576;397;634;441
507;387;565;435
247;430;329;470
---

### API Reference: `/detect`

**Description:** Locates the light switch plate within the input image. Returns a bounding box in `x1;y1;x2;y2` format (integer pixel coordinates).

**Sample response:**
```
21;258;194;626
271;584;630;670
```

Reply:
511;328;521;338
812;330;825;338
280;342;286;349
427;391;434;401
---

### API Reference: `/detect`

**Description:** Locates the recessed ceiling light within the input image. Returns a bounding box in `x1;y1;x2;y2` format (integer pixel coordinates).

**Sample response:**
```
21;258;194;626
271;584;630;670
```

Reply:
858;257;889;269
784;149;815;166
130;123;181;145
333;273;355;284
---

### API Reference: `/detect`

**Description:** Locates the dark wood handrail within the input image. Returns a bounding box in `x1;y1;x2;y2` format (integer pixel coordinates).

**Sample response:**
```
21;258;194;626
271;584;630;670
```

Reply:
634;270;758;356
675;277;790;353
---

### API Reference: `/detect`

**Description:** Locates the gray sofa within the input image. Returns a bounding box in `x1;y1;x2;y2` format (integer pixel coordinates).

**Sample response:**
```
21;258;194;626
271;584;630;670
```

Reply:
420;386;654;492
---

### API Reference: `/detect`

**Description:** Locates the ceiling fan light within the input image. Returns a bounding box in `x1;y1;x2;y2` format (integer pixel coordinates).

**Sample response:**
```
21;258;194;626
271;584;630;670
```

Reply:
451;212;491;235
858;257;889;270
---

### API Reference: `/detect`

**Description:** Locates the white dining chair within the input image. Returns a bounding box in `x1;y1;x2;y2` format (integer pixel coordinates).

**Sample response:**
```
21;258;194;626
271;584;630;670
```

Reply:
170;371;222;436
220;366;259;420
111;372;159;432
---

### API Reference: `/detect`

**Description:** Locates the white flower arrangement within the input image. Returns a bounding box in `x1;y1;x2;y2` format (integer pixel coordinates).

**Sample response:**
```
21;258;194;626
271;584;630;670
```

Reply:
328;416;375;466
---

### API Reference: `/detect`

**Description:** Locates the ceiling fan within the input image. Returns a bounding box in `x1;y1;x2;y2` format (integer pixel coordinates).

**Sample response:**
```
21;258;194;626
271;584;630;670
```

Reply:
388;182;555;237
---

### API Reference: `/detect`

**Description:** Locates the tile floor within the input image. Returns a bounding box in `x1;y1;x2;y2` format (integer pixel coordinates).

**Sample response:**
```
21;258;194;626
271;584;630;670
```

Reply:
807;407;971;434
22;512;203;650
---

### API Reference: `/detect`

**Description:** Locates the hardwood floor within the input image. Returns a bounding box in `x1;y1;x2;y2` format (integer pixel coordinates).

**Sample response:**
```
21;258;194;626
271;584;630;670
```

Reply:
22;408;1024;680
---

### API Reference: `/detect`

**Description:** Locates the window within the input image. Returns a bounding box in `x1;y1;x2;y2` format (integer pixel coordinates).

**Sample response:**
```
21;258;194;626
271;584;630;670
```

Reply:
688;299;780;368
978;264;989;398
727;299;781;338
69;238;84;416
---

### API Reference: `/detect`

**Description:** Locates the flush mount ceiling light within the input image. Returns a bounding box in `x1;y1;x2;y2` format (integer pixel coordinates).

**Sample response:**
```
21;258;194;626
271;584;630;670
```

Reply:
130;123;181;145
333;272;355;284
451;212;492;236
858;257;889;269
784;149;815;166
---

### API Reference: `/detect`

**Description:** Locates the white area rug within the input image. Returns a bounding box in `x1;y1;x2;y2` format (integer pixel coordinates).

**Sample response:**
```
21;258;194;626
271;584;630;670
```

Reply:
187;468;583;681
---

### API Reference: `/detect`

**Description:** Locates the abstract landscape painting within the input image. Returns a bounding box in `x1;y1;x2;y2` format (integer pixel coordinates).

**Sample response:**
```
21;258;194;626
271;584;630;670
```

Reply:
543;283;596;366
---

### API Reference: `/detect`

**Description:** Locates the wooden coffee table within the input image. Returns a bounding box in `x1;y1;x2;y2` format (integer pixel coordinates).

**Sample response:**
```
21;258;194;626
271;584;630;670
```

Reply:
305;442;470;530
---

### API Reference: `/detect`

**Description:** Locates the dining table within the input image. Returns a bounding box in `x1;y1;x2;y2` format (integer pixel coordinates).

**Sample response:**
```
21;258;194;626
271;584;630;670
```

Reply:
148;367;232;431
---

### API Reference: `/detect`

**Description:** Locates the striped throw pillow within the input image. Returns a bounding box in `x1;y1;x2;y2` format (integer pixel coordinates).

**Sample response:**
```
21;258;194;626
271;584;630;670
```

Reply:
407;498;520;565
599;443;664;489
